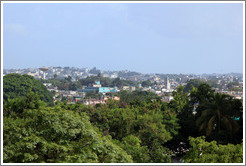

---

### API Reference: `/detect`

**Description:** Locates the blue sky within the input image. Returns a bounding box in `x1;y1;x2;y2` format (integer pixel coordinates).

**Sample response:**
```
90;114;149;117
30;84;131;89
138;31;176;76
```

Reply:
3;3;243;74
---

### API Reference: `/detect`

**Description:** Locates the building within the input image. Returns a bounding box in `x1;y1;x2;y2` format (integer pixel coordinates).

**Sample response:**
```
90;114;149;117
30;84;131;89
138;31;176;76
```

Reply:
80;99;106;105
104;96;120;101
78;96;120;105
162;96;174;102
93;81;102;87
73;96;83;103
79;87;99;93
79;81;117;94
129;86;136;92
166;77;171;90
122;86;130;90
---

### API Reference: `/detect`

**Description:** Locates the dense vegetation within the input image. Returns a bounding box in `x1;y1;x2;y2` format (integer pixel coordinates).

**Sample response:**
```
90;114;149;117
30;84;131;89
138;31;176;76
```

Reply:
3;74;53;105
3;74;243;163
4;93;132;163
183;136;243;163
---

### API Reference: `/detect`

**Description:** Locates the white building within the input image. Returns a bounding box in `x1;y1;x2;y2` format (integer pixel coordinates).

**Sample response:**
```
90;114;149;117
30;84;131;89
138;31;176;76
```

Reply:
166;77;171;90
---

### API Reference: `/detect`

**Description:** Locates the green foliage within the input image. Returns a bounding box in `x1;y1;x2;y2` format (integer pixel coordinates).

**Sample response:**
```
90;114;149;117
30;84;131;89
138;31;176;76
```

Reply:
3;74;53;104
111;77;137;87
141;80;152;87
77;99;179;163
206;80;222;89
226;81;242;91
65;76;72;82
68;83;77;91
183;136;243;163
119;90;160;106
116;135;151;163
227;81;239;88
136;111;172;146
79;76;100;87
149;139;172;163
3;107;133;163
4;79;243;163
4;90;46;116
189;83;215;105
196;93;242;144
42;78;81;91
167;83;243;156
86;107;137;140
85;91;102;99
183;79;205;93
53;74;58;79
169;86;188;113
162;110;180;136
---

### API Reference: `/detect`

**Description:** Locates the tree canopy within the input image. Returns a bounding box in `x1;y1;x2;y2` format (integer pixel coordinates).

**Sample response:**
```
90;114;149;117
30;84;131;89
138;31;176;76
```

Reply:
3;77;243;163
183;136;243;163
3;74;53;105
3;100;132;163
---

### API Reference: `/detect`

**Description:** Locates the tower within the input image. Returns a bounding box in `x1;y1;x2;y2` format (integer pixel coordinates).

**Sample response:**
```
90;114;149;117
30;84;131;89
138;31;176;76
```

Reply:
166;77;170;90
39;67;48;80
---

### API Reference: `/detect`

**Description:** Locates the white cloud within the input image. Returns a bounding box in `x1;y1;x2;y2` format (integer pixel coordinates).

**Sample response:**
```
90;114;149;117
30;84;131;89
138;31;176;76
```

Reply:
4;23;27;36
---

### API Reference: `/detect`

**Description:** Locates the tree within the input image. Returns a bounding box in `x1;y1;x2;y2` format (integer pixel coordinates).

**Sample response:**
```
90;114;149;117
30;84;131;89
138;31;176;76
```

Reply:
78;100;177;163
119;90;160;106
227;81;239;89
169;86;188;113
79;76;98;86
136;112;172;146
116;135;151;163
183;136;243;163
149;139;172;163
69;83;77;91
141;80;152;87
3;74;53;105
53;74;58;79
189;83;215;106
196;93;241;144
97;73;101;78
4;90;46;116
167;84;214;155
111;78;123;87
85;91;101;99
183;79;205;93
65;76;72;82
3;106;133;163
206;80;222;89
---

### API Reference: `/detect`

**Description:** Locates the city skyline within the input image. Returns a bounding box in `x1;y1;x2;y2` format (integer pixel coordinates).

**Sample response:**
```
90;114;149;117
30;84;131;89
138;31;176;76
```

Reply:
3;3;244;74
3;65;244;75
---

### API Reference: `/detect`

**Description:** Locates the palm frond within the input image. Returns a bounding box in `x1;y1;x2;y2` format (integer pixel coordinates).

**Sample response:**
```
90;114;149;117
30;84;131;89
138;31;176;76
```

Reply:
199;121;207;132
206;116;216;136
221;116;232;132
196;108;214;126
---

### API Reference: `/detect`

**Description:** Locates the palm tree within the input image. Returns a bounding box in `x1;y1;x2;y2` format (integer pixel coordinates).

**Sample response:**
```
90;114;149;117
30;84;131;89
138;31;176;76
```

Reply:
196;93;239;141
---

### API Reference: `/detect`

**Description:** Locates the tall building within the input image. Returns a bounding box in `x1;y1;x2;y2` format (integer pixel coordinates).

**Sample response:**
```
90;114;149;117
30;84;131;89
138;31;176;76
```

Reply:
166;77;170;90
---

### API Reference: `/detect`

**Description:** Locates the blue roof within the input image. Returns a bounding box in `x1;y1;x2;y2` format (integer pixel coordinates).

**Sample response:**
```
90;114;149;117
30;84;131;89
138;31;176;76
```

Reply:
95;81;100;85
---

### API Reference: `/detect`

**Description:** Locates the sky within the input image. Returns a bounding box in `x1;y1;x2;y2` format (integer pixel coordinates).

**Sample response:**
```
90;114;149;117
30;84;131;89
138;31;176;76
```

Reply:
3;3;244;74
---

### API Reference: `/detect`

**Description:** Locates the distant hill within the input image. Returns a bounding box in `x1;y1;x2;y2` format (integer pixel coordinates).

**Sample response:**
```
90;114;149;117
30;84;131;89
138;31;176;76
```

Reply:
3;74;53;104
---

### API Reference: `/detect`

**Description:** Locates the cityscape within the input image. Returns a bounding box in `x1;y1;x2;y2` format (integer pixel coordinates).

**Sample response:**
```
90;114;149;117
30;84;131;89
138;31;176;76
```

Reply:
2;2;244;164
3;66;244;105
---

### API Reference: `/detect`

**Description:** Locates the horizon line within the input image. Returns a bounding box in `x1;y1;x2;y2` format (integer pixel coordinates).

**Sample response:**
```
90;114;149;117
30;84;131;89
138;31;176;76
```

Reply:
3;66;243;76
